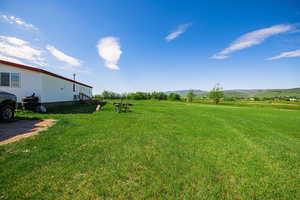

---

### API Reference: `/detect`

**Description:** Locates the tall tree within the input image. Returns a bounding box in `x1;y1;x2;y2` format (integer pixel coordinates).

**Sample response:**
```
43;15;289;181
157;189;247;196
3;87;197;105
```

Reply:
209;83;224;104
186;90;196;102
102;90;110;99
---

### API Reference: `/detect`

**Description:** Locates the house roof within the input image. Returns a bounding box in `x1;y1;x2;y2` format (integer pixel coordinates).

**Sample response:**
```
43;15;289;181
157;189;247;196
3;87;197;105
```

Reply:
0;59;93;88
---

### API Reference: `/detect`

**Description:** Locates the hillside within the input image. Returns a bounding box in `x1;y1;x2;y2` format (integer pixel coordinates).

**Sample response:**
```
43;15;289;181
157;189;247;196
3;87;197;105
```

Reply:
168;88;300;98
165;89;206;95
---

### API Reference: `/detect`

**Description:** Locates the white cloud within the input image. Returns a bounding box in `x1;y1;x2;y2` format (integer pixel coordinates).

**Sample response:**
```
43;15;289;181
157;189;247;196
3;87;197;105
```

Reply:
1;36;27;46
267;49;300;60
210;54;228;59
0;35;45;66
165;23;192;41
46;45;81;67
211;24;296;59
0;14;38;31
0;54;25;65
97;37;122;70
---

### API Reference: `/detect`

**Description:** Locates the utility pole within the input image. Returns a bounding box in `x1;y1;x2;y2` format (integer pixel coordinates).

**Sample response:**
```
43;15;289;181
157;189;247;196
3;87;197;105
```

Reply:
73;73;76;92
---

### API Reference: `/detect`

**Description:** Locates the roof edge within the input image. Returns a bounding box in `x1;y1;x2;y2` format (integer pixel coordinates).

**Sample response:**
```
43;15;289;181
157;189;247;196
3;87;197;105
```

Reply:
0;59;93;88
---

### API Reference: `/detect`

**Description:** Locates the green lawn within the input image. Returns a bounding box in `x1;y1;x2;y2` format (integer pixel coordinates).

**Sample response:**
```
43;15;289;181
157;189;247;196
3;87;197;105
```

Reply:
0;101;299;199
193;99;300;110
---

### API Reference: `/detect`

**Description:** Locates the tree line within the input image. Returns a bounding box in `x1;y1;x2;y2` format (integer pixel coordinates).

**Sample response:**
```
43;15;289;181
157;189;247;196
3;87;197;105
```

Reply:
94;84;224;104
94;91;181;101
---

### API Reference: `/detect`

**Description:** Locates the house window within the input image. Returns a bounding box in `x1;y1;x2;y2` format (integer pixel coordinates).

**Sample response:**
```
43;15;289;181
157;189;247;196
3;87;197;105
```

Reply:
0;72;10;87
11;73;20;88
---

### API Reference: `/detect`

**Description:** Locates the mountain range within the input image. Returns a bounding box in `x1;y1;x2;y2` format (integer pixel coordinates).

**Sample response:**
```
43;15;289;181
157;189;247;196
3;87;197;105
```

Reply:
166;88;300;98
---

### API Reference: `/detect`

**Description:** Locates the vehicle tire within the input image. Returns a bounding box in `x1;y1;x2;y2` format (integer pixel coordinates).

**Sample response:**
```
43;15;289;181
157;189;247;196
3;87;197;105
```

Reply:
0;105;15;121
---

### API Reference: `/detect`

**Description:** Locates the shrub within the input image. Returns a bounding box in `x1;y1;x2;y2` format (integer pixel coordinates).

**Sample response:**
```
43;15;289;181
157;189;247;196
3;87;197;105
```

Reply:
151;92;168;100
168;93;181;101
128;92;150;100
224;97;236;101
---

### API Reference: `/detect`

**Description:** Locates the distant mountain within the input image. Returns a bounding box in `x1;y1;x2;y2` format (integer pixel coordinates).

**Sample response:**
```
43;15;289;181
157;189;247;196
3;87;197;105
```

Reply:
165;89;206;94
166;88;300;98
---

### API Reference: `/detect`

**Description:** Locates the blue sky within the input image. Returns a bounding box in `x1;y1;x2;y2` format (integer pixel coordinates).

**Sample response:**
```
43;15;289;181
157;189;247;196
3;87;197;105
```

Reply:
0;0;299;93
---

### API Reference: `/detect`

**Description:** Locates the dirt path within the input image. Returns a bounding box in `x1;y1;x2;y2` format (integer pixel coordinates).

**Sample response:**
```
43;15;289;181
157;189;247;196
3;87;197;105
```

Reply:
0;119;56;146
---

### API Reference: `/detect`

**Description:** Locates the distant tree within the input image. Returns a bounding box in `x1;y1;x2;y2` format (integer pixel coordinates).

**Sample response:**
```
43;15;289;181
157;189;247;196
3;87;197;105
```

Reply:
102;90;111;99
186;90;196;102
151;91;159;100
93;94;103;99
101;90;121;99
120;93;129;99
151;91;167;100
111;92;120;99
253;97;260;101
157;92;168;100
209;84;224;104
224;97;236;101
128;92;149;100
168;93;181;101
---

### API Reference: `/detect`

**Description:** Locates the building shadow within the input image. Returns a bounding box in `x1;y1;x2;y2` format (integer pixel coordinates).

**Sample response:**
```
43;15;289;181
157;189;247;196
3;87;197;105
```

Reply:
47;103;97;114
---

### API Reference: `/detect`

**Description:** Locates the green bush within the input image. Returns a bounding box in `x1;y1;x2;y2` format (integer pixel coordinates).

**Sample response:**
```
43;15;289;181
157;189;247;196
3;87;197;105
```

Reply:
168;93;181;101
128;92;150;100
151;92;168;100
223;97;236;101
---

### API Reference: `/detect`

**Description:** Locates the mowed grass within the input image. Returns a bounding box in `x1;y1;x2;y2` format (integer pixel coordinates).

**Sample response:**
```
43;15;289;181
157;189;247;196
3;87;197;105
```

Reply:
194;99;300;110
0;101;300;200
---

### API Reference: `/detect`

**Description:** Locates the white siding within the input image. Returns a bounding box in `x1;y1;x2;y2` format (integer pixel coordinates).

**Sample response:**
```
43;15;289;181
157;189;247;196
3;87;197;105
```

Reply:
41;74;92;103
0;63;42;102
77;84;92;97
0;63;92;103
41;74;74;102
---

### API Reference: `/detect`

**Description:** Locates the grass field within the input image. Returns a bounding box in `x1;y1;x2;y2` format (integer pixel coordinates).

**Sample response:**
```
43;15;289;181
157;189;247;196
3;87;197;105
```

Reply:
193;99;300;110
0;101;300;199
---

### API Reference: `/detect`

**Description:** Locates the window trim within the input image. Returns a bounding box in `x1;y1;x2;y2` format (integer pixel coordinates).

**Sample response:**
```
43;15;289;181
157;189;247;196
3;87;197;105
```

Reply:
0;72;10;87
11;72;20;88
0;72;21;88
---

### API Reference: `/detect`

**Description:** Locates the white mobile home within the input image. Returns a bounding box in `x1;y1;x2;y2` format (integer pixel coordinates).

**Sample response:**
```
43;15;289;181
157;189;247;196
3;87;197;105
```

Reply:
0;60;92;105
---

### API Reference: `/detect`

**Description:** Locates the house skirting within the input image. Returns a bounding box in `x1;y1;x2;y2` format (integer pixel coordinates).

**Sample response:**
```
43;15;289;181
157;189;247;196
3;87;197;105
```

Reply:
42;101;79;108
17;101;80;109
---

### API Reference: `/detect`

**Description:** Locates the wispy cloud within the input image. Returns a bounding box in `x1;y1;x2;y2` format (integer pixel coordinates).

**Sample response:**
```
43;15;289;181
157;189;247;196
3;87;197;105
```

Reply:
0;15;87;73
0;14;38;31
165;23;192;41
97;37;122;70
267;49;300;60
211;24;296;59
46;45;81;67
0;35;45;66
0;54;25;65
